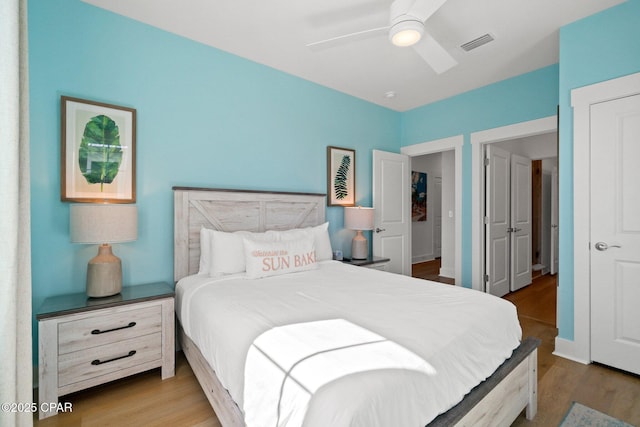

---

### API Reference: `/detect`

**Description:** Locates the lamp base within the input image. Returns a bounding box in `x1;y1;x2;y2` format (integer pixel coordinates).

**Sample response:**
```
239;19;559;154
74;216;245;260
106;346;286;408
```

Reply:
87;244;123;298
351;231;369;260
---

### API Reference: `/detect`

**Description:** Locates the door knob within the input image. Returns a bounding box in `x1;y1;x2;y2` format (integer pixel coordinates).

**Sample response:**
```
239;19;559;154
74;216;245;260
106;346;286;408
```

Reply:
595;242;621;251
375;227;386;233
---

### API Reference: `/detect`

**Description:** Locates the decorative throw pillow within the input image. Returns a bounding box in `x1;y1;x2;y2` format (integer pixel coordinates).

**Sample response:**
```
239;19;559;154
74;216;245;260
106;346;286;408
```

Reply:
243;236;317;279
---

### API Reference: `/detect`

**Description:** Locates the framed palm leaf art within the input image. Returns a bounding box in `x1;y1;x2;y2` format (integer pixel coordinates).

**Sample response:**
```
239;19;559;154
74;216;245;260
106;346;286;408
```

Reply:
327;146;355;206
61;96;136;203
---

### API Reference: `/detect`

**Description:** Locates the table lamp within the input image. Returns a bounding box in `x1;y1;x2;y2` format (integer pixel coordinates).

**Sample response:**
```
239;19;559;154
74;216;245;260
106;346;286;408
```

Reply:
344;206;374;260
70;204;138;297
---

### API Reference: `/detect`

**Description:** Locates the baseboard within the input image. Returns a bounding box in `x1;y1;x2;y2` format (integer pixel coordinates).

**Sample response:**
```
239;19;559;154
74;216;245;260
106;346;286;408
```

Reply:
553;337;590;365
439;267;455;278
412;254;435;264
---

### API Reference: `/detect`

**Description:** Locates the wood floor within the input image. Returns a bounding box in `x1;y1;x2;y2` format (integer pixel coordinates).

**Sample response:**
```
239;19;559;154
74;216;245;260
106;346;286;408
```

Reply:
507;276;640;426
411;258;455;285
35;271;640;427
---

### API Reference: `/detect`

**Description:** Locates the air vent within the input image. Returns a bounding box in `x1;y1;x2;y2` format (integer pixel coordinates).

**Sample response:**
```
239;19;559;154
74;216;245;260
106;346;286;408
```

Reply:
460;33;494;52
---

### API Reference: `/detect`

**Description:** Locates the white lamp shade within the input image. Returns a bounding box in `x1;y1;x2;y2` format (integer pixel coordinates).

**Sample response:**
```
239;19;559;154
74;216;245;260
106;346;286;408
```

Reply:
70;204;138;244
344;207;374;231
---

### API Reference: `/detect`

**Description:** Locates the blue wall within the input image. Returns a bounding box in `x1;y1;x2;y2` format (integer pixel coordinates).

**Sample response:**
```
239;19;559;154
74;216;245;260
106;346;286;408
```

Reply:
557;0;640;340
401;65;560;286
28;0;400;360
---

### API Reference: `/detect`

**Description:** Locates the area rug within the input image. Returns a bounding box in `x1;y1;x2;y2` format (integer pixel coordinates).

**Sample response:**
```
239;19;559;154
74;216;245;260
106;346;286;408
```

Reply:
560;402;636;427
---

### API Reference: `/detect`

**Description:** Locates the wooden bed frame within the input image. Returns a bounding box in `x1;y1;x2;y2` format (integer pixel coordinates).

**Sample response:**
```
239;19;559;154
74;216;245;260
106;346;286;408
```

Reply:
173;186;539;427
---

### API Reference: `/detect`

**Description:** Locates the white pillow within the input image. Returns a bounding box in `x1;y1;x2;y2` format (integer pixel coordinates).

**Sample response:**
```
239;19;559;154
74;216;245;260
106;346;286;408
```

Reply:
309;222;333;261
266;222;333;261
208;229;272;276
243;236;317;279
198;226;211;275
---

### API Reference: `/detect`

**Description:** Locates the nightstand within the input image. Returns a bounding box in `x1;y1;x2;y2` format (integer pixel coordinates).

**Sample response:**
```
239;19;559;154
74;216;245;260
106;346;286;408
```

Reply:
341;256;391;271
37;282;175;419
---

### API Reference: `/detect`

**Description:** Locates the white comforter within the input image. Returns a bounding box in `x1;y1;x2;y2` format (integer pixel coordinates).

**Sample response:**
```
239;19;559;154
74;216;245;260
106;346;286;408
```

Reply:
176;260;521;427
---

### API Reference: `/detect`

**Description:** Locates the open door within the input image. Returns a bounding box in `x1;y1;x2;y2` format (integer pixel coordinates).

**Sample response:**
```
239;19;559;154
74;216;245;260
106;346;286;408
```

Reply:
485;146;510;297
510;153;532;291
372;150;410;275
485;147;532;296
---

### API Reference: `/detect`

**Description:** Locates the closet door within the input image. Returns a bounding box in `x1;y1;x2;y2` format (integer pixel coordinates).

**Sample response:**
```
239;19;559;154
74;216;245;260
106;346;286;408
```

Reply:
590;93;640;375
510;154;532;291
485;149;532;295
485;146;510;297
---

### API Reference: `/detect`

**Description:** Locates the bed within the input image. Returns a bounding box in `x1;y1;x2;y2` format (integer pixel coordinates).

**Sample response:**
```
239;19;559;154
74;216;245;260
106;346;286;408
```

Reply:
173;187;539;427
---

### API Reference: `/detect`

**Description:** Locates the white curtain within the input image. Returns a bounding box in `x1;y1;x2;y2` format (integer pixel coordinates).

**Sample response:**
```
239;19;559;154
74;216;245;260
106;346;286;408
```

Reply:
0;0;33;426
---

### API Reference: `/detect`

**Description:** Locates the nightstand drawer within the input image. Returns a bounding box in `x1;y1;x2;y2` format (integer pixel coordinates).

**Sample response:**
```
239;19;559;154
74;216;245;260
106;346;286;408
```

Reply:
58;305;162;354
58;332;162;388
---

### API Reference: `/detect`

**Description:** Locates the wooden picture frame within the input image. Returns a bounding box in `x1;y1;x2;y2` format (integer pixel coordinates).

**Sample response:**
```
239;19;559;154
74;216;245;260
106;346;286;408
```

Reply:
61;96;136;203
327;146;355;206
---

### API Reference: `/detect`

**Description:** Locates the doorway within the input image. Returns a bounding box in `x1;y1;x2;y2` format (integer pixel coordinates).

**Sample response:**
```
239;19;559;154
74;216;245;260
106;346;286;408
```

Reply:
470;116;558;291
401;135;463;285
410;152;454;282
484;135;558;297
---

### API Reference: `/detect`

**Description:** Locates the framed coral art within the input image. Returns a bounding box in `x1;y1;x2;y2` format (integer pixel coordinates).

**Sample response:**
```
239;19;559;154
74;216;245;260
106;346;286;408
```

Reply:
61;96;136;203
327;146;355;206
411;171;427;221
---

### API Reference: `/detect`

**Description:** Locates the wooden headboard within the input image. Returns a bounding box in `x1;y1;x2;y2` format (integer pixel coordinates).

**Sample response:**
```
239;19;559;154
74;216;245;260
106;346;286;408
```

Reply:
173;187;327;282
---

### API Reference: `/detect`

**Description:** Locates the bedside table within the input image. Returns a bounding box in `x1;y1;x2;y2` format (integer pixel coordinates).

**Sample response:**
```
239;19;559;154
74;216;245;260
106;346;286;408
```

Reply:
341;256;390;271
37;282;175;419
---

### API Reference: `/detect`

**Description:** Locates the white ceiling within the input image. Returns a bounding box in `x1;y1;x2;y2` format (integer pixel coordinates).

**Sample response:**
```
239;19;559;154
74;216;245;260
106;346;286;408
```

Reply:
82;0;625;112
494;132;558;161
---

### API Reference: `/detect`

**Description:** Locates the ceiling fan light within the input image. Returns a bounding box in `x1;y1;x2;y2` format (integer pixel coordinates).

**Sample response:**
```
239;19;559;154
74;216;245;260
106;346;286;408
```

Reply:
389;20;424;47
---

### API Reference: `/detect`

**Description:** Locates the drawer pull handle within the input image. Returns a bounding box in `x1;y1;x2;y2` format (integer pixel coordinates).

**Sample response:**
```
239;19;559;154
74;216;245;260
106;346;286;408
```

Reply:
91;322;136;335
91;350;136;366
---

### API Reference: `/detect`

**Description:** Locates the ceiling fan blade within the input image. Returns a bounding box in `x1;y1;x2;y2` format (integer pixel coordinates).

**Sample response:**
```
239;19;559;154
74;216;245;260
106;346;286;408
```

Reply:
412;31;457;74
390;0;418;18
408;0;449;22
306;26;389;51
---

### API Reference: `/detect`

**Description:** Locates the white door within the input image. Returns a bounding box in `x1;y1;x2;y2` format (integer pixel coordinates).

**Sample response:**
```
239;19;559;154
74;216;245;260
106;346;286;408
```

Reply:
590;93;640;375
485;146;511;297
510;154;532;291
550;167;559;275
372;150;411;275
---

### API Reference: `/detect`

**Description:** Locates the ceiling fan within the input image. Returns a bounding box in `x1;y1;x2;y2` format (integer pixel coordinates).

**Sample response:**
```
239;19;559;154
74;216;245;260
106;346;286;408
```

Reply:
306;0;457;74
